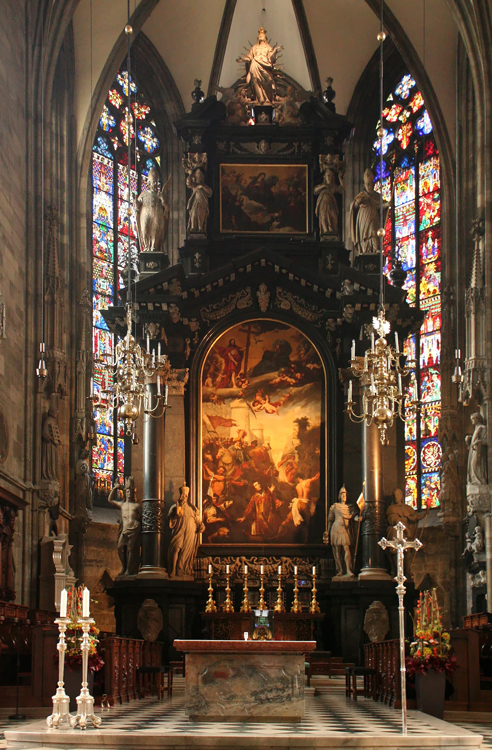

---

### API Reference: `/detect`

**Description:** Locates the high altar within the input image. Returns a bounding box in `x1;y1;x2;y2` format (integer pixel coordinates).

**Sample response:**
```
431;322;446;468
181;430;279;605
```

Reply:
101;40;422;668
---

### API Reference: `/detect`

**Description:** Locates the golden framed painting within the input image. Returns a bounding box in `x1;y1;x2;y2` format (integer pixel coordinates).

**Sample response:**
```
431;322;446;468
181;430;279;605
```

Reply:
200;319;324;547
219;163;308;234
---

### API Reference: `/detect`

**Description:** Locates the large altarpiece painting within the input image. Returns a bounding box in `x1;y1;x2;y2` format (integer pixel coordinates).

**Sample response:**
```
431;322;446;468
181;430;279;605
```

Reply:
200;320;325;548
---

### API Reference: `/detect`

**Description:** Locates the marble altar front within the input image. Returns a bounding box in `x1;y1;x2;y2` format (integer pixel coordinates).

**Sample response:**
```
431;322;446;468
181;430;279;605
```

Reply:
174;639;316;721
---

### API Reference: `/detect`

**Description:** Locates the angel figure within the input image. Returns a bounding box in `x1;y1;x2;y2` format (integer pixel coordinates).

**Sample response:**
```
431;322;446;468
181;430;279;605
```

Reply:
314;168;344;236
186;168;213;235
135;167;170;253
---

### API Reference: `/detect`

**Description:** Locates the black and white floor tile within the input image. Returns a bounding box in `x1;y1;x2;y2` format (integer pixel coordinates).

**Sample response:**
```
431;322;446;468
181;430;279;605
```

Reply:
0;678;490;746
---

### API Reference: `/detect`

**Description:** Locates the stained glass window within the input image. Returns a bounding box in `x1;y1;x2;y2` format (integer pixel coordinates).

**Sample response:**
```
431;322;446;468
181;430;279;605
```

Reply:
91;68;162;498
374;73;442;509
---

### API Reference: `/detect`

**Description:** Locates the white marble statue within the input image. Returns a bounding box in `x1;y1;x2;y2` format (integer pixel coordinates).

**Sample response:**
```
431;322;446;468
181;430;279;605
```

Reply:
136;167;170;253
314;168;344;236
349;168;389;255
186;169;213;234
466;412;488;485
108;476;141;576
167;481;204;579
236;27;282;104
327;486;358;578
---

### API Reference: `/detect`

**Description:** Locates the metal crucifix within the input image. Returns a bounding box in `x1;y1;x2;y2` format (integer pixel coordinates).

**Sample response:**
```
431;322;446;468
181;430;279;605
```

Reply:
379;521;423;735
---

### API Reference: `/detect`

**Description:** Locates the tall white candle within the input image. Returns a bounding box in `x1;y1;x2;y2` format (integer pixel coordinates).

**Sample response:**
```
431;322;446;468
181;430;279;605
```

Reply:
351;339;356;360
260;565;264;575
157;342;161;359
157;375;161;396
60;589;67;618
312;566;316;576
208;564;212;575
394;331;400;353
278;565;282;575
82;588;90;618
146;334;150;353
294;565;298;575
226;564;230;575
348;380;353;402
371;333;375;352
244;564;248;575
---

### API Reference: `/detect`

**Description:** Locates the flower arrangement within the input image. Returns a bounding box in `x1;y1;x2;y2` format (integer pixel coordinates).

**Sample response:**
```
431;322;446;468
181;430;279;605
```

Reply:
62;586;104;673
406;588;457;676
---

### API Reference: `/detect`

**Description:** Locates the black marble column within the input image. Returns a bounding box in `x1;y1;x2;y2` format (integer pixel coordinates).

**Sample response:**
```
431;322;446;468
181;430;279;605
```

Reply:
139;383;168;577
359;420;392;580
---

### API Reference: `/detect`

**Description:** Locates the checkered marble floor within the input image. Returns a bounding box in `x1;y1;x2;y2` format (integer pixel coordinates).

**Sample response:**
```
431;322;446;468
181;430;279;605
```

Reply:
0;678;488;748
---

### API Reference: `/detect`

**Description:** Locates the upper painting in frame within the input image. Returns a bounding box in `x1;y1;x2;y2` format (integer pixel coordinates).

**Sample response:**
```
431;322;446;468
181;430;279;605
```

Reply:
219;164;308;234
200;320;324;547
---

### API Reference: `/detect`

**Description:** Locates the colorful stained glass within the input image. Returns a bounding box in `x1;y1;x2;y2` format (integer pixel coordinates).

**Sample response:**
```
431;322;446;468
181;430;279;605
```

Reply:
117;236;138;271
420;331;441;368
403;270;416;305
93;327;114;360
421;304;441;334
416;110;433;135
383;103;403;122
395;75;416;99
420;368;441;403
116;71;137;96
93;293;110;330
117;438;125;474
421;402;440;438
92;154;114;193
93;136;112;159
93;187;113;227
419;157;440;195
421;439;442;471
394;168;415;206
93;469;113;493
108;89;123;109
120;114;135;146
92;223;114;263
405;415;417;442
405;475;418;509
117;201;137;237
132;101;151;120
374;177;391;203
373;128;395;156
395;236;416;271
92;258;114;296
397;122;413;149
395;202;416;238
420;226;441;264
111;136;122;151
403;335;417;363
405;442;417;473
409;91;424;113
399;108;412;124
419;192;440;230
99;105;116;132
92;433;114;472
94;405;113;436
420;261;441;300
421;471;440;508
117;164;138;201
424;140;438;158
138;126;160;154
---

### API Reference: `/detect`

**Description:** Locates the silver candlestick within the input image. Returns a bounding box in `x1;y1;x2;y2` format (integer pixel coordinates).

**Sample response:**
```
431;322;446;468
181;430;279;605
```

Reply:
379;522;422;735
69;617;102;729
46;617;71;727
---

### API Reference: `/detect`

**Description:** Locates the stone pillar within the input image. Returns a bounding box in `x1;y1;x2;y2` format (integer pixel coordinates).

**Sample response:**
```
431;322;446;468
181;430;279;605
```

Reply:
359;420;392;580
139;382;168;578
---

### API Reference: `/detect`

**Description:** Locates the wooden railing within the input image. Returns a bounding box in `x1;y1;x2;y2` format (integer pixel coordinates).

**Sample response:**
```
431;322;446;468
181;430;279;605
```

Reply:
98;637;162;705
364;639;402;707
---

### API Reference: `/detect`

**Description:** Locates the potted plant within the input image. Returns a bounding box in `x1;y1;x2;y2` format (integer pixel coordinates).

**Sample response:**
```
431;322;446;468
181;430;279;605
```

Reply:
58;586;104;709
405;589;457;719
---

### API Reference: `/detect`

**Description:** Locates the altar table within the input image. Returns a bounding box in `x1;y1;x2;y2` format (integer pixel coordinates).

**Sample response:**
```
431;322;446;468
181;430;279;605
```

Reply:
174;639;316;721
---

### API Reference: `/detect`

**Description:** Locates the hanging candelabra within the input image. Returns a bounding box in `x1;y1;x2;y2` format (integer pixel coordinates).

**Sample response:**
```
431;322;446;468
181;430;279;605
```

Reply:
344;0;419;446
346;308;419;445
95;304;171;434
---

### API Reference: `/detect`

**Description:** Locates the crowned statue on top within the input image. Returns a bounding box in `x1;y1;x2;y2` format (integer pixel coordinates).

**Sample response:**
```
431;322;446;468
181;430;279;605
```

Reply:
237;27;283;104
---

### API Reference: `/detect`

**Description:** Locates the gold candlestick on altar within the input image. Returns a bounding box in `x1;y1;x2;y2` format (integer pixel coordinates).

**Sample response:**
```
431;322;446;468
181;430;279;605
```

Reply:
273;566;285;613
257;565;267;610
240;565;252;613
310;566;320;614
205;565;217;613
222;565;234;613
290;565;302;613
